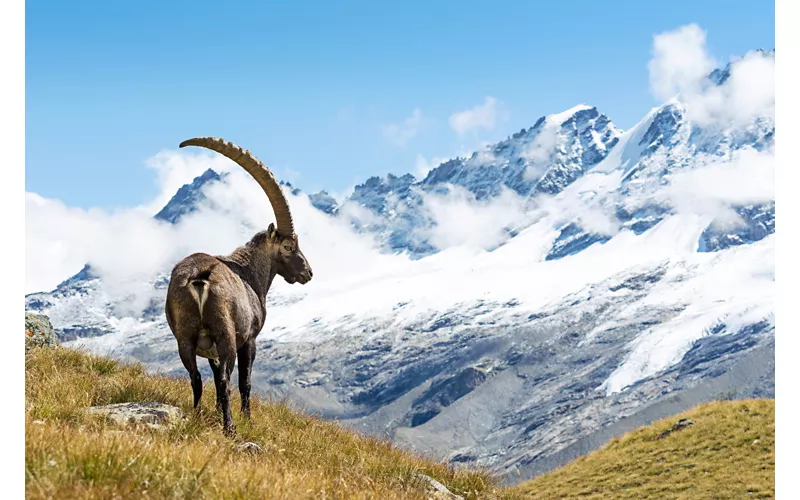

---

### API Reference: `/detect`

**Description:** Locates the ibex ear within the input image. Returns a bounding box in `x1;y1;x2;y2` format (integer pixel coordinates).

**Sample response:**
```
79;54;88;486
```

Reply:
266;223;277;241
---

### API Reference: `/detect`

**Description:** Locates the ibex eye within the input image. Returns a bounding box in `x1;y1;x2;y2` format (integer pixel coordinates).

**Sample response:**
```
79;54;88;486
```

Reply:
284;245;293;252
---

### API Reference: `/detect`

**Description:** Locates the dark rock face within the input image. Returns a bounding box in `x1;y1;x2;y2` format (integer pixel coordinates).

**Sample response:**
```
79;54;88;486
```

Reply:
25;313;59;351
409;367;488;427
545;223;612;261
54;264;98;290
616;204;670;235
533;108;620;196
57;326;112;342
699;203;775;252
330;106;621;258
308;190;338;214
639;104;683;153
154;168;222;223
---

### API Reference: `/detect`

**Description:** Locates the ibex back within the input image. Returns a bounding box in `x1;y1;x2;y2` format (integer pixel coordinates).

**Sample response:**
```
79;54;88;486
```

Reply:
165;137;313;435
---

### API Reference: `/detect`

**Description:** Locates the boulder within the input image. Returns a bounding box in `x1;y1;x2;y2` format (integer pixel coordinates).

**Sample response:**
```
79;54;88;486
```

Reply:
25;313;59;352
85;402;185;430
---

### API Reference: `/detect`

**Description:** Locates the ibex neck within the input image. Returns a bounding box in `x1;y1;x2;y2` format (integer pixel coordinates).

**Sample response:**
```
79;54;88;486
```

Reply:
221;237;278;305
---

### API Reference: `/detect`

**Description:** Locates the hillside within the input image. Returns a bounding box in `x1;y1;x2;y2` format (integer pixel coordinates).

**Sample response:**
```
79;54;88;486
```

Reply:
512;399;775;499
25;346;518;500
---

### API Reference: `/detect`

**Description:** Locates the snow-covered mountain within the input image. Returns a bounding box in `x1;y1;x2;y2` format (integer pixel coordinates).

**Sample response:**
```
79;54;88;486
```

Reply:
25;53;775;483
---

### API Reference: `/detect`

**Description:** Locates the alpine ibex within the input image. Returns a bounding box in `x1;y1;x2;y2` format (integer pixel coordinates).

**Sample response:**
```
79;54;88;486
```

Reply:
165;137;313;435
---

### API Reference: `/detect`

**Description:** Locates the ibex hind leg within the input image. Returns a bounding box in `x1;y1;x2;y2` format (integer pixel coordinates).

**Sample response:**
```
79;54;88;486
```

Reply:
237;338;256;419
177;341;203;409
215;335;238;437
208;358;223;413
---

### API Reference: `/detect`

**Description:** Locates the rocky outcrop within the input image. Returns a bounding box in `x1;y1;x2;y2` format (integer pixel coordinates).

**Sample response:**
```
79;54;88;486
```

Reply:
25;313;59;351
409;367;488;427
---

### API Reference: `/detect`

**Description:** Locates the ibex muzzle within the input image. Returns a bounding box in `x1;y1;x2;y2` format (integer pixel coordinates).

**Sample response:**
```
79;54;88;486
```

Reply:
164;137;312;435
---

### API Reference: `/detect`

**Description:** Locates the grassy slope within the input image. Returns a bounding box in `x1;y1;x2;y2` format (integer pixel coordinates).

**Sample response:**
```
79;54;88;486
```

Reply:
25;347;520;500
512;399;775;499
25;346;775;499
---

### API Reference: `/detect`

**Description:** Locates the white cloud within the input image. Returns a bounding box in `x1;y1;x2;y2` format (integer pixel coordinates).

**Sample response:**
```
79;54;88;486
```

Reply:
473;145;498;164
647;24;775;127
685;50;775;126
449;97;507;136
141;149;237;215
648;24;716;102
522;121;562;181
335;199;383;228
25;150;408;310
659;146;775;220
382;108;425;147
279;166;302;185
25;186;252;311
418;185;528;251
531;190;621;238
414;154;452;179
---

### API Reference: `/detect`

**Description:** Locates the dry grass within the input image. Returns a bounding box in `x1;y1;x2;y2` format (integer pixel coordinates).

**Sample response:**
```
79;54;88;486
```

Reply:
25;347;521;500
512;399;775;499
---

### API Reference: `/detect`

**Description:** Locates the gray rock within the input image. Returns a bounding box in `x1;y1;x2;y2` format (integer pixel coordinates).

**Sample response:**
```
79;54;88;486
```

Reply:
85;402;185;429
25;312;59;351
411;473;464;500
235;442;264;454
657;418;695;439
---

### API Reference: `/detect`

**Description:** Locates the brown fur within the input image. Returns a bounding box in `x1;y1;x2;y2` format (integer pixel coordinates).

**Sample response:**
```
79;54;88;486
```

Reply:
165;224;312;434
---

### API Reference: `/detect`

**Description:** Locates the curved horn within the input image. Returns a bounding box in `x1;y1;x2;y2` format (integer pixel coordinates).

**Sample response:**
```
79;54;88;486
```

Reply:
179;137;295;237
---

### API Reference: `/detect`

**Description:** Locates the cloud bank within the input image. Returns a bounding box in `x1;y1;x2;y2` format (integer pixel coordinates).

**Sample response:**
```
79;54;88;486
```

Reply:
449;97;507;136
26;153;411;308
648;24;775;127
418;185;529;251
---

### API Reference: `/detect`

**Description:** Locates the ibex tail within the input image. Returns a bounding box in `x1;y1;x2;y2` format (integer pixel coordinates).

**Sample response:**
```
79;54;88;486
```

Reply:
187;270;211;320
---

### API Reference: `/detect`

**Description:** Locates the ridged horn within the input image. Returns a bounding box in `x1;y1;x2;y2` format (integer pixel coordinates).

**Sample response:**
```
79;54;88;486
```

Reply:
179;137;295;237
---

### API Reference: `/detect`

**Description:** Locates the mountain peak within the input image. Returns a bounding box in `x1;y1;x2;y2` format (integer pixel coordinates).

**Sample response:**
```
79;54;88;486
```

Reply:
153;168;222;224
547;104;597;126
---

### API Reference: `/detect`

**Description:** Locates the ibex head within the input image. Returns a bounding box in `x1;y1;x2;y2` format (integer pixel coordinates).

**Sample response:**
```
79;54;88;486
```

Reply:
265;222;312;284
179;136;313;285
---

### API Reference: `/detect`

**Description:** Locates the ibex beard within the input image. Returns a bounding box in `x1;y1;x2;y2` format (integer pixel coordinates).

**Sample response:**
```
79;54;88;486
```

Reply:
165;137;313;436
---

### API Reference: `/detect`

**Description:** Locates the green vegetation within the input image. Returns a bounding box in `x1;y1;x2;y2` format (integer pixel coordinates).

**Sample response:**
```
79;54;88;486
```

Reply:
512;399;775;499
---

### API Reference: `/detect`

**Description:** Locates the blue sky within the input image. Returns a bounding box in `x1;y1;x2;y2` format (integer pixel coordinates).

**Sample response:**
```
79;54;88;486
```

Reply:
26;0;774;209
